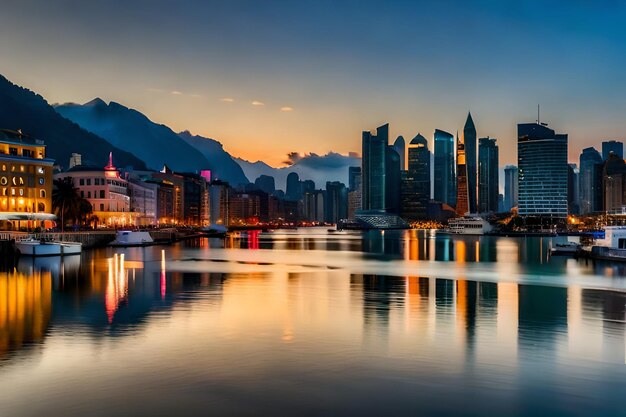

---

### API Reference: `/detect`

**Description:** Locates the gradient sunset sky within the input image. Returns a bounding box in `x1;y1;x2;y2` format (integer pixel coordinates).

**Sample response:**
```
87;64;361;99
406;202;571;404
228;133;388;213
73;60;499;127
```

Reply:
1;0;626;166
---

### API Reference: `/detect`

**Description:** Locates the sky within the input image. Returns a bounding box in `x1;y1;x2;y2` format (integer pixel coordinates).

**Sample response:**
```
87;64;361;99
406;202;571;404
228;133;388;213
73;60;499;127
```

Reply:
1;0;626;167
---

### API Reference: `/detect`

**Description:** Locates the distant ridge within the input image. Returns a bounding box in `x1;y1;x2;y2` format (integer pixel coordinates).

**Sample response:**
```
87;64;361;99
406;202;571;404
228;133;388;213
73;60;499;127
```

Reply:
55;99;249;186
0;75;147;169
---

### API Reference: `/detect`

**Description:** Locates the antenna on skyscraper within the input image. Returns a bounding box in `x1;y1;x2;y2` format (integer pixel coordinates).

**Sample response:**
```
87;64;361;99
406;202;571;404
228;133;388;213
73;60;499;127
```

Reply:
537;104;540;124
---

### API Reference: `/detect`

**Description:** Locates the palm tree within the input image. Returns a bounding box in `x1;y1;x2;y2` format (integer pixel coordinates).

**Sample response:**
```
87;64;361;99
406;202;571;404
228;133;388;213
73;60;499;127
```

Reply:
52;177;82;232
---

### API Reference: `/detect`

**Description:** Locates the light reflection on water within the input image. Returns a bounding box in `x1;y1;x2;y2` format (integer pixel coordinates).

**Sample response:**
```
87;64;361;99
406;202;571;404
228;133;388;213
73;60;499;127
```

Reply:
0;228;624;417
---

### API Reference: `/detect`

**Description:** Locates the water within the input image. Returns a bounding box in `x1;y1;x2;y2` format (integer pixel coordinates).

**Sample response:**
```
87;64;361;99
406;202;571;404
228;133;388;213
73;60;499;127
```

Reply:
0;229;624;417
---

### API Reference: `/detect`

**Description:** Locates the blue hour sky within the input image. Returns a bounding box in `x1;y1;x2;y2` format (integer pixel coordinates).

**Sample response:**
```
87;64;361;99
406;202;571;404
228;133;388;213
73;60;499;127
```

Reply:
1;0;625;166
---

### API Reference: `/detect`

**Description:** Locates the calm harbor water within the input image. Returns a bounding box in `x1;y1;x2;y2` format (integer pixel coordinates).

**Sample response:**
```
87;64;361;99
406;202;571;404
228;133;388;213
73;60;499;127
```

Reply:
0;228;624;417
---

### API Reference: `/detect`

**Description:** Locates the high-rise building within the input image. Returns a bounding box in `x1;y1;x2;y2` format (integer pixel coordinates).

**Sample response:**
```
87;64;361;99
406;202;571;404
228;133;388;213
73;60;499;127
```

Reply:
393;135;406;171
579;147;603;214
433;129;456;207
385;146;401;214
285;172;302;201
304;190;325;223
517;123;568;224
302;179;315;194
325;181;348;224
503;165;518;212
463;113;477;213
348;166;361;192
401;133;430;220
602;140;624;160
362;124;388;211
478;137;499;213
254;175;275;195
456;132;468;215
567;164;580;215
603;154;626;213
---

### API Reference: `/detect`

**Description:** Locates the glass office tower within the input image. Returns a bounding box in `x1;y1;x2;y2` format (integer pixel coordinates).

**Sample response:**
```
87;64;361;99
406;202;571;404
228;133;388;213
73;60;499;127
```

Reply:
434;129;456;207
517;123;568;224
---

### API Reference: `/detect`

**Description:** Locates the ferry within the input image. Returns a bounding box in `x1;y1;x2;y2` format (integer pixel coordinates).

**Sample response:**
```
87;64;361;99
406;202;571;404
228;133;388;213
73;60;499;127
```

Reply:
16;237;82;257
110;230;155;247
445;216;493;235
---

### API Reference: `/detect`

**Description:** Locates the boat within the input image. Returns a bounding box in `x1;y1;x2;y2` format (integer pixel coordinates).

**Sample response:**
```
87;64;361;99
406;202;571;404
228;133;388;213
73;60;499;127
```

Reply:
110;230;155;247
16;237;82;257
588;226;626;261
201;224;228;237
444;216;493;235
549;242;580;255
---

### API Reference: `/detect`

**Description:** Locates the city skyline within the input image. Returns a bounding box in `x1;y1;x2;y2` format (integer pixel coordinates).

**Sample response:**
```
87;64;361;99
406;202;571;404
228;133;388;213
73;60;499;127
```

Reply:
2;1;626;166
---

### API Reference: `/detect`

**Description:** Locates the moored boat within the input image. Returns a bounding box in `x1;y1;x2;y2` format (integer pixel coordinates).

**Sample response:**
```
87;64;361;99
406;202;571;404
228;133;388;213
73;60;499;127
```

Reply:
110;230;155;247
444;216;493;235
549;242;580;255
16;238;82;256
588;226;626;261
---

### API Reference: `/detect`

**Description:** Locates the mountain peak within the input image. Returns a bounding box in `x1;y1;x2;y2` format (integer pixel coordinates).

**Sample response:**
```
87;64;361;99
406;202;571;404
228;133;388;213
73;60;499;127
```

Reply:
84;98;107;107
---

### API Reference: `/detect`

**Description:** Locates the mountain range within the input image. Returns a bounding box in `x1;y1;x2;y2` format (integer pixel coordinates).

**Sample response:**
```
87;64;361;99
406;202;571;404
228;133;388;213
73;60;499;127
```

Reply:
0;75;146;169
1;74;359;190
236;152;360;191
55;99;249;186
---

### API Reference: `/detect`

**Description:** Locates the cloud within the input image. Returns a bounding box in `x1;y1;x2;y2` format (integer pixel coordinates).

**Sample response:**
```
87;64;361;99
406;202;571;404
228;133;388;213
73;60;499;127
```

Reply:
280;106;294;112
220;97;235;103
189;93;204;99
282;152;303;166
251;100;265;106
171;90;183;95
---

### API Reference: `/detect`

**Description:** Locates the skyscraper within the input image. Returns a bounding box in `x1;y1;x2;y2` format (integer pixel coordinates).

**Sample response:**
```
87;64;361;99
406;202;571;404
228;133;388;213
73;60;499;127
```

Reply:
285;172;302;201
401;133;430;220
463;113;478;213
433;129;456;207
348;166;361;192
325;181;348;224
254;174;275;195
602;140;623;160
567;163;580;215
503;165;518;211
362;124;388;211
478;137;499;213
579;147;603;214
393;136;406;171
456;132;468;215
385;146;401;214
517;123;568;225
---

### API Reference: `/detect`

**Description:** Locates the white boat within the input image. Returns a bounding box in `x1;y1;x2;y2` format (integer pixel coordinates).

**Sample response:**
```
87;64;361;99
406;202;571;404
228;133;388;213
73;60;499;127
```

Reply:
589;227;626;261
16;238;82;257
445;216;493;235
110;231;155;247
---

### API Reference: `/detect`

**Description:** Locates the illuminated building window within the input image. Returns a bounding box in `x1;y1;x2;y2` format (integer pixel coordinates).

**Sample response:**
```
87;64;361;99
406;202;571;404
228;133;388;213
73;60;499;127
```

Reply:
37;202;45;212
19;165;25;172
1;165;5;171
11;189;15;196
40;189;46;198
19;189;24;196
37;166;44;174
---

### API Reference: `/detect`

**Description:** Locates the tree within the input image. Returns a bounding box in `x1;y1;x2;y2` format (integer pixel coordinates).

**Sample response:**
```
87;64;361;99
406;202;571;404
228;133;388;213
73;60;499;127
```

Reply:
52;177;93;231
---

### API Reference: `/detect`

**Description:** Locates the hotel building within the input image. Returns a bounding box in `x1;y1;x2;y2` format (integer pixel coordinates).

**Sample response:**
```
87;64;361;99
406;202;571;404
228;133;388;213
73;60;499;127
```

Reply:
0;129;54;229
54;153;136;227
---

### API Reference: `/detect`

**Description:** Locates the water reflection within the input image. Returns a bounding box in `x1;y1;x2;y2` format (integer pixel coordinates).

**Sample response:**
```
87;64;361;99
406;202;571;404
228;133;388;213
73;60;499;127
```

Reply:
0;232;624;416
